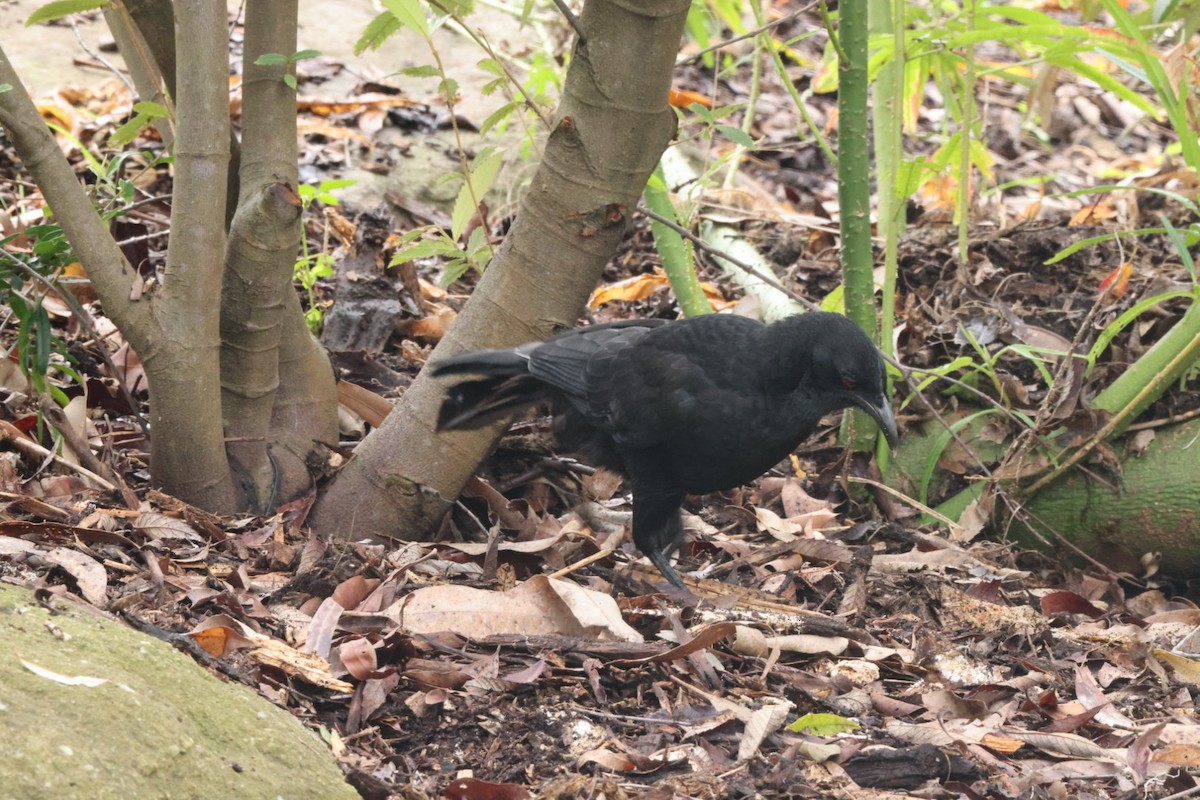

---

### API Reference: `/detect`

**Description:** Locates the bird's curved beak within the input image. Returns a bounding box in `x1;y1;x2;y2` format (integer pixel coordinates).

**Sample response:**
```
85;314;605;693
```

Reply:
855;394;899;449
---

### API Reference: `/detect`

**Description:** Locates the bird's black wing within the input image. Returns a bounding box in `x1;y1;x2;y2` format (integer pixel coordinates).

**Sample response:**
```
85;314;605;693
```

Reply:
524;319;667;400
582;314;772;450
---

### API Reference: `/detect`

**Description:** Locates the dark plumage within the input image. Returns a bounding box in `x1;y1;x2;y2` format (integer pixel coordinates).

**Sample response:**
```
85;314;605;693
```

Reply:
432;311;899;588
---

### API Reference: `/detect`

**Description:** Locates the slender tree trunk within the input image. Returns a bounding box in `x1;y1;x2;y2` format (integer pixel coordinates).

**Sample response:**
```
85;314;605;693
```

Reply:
145;0;236;509
310;0;691;540
219;0;336;510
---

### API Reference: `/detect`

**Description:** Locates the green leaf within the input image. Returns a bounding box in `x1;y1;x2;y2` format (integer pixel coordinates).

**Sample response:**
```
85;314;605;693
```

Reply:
438;0;474;14
820;284;844;313
716;124;755;149
390;238;462;265
355;11;402;54
293;49;321;61
317;178;358;193
438;77;459;100
401;65;441;78
0;84;12;94
26;0;109;26
468;147;504;195
439;258;472;287
787;714;861;736
894;159;926;201
283;74;297;90
465;225;491;266
255;53;289;66
479;101;516;135
477;58;504;76
451;147;503;239
688;102;714;123
34;306;52;376
109;113;154;146
382;0;430;39
132;100;167;116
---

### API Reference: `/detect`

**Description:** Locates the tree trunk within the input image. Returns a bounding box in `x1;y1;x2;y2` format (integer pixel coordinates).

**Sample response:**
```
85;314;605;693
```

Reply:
0;1;335;512
219;0;335;510
309;0;691;540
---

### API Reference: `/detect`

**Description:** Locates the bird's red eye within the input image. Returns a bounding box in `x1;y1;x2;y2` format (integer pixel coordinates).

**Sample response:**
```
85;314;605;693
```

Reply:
842;377;857;390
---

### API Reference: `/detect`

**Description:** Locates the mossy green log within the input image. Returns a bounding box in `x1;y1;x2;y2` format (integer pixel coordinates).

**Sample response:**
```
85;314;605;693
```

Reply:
888;412;1200;575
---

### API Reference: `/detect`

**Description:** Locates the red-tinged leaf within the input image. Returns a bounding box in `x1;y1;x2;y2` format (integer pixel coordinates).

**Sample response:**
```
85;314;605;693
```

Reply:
668;87;712;109
1040;703;1104;733
331;574;378;610
501;658;546;685
341;638;389;681
1040;590;1104;618
1098;262;1132;298
441;777;530;800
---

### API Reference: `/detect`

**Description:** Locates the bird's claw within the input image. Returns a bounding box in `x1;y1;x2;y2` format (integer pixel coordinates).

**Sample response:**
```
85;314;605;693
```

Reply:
648;549;687;590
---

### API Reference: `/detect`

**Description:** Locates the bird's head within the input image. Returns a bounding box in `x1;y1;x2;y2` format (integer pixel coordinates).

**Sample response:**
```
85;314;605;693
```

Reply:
774;312;899;448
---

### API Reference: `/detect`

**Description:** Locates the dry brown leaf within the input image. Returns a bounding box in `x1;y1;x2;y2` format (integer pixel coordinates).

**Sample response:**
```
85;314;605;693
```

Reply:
389;575;641;642
0;538;108;605
1154;649;1200;685
738;700;792;761
617;622;735;664
732;625;849;657
135;512;202;542
1152;743;1200;767
190;613;352;691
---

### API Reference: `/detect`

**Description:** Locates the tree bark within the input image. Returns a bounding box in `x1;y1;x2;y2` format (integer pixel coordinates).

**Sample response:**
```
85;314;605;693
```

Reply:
106;0;242;221
145;0;236;510
220;0;335;511
310;0;691;540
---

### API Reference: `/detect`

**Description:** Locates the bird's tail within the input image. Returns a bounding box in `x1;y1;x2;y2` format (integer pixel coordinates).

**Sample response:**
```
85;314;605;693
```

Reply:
428;347;529;378
430;347;543;431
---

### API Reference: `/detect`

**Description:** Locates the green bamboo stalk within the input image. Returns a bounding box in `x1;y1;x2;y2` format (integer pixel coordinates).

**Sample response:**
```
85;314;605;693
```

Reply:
645;165;712;318
830;0;880;446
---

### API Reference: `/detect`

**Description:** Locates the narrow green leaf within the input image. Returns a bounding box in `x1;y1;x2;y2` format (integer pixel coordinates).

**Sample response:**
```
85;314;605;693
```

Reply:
479;102;516;135
716;124;755;149
317;178;358;192
1159;214;1197;280
34;306;52;376
451;148;503;239
400;65;441;78
26;0;109;26
254;53;289;66
109;114;150;146
0;84;12;94
293;49;321;61
390;238;462;265
450;185;474;242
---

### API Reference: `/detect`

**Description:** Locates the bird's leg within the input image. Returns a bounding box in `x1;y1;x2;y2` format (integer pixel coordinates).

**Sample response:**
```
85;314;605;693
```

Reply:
631;489;687;588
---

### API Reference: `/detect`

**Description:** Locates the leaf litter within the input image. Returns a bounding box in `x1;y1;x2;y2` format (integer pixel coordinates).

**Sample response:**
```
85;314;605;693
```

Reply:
2;7;1200;799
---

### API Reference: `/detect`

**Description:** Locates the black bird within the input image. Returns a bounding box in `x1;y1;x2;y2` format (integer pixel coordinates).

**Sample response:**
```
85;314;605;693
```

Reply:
432;311;899;588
